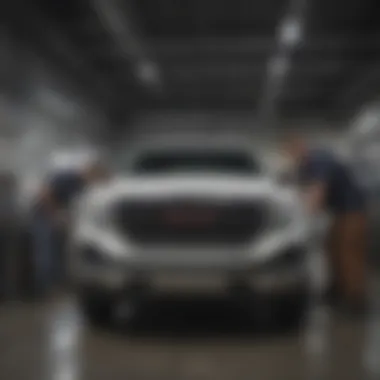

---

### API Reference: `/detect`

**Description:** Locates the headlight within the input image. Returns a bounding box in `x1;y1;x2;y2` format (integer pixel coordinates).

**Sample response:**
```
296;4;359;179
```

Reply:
267;201;295;231
74;201;131;259
249;202;308;263
81;245;108;266
259;245;306;270
79;202;114;230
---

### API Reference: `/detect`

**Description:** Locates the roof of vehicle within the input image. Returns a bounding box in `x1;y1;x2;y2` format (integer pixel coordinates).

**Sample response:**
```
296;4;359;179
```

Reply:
129;133;259;155
112;133;280;176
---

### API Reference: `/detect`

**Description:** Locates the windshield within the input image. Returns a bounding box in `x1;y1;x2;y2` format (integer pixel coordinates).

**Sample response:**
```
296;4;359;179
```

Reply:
131;150;260;175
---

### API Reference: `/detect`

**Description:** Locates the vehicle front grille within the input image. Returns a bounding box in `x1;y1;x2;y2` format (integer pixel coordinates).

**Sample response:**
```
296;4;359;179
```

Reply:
114;199;267;246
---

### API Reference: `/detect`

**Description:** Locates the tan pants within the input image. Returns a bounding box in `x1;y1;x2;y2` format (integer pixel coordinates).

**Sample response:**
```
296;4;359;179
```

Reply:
326;212;368;301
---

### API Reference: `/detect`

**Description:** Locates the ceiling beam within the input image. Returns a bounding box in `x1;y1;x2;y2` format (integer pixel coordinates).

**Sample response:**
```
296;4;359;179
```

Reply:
92;0;147;61
143;97;329;114
162;60;346;77
91;0;161;90
148;34;380;50
85;34;380;55
259;0;311;106
83;35;380;71
166;64;265;78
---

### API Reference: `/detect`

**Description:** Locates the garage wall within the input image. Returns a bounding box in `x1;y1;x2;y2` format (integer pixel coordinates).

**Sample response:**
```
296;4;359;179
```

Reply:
0;41;105;186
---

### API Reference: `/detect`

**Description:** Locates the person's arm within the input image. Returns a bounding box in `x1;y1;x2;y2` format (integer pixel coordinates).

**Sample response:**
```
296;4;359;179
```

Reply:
40;184;73;229
303;182;327;214
302;155;330;215
39;184;59;216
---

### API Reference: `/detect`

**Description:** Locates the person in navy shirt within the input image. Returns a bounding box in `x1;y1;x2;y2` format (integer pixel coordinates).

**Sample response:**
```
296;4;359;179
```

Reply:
282;134;368;312
32;160;108;297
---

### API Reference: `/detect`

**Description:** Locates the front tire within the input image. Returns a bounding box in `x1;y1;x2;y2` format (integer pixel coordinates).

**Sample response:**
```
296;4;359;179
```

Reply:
275;292;309;328
78;291;115;328
244;291;309;330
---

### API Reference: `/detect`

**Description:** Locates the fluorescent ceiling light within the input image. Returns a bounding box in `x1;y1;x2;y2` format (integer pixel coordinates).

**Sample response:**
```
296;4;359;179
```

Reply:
279;17;302;47
135;61;160;85
357;108;380;134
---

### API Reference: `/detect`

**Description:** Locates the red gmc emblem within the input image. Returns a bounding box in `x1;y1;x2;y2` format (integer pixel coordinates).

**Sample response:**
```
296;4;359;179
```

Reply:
163;208;217;226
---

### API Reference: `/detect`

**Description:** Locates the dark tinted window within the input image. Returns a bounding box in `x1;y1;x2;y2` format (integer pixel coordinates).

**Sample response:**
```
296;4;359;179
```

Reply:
132;150;260;174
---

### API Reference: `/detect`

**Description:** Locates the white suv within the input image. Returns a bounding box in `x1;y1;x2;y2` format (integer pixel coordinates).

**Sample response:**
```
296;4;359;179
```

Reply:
70;138;315;326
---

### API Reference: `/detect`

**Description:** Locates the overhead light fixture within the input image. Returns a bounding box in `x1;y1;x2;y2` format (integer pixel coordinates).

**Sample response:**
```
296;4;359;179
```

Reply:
356;107;380;134
279;17;302;47
360;115;379;134
135;61;160;86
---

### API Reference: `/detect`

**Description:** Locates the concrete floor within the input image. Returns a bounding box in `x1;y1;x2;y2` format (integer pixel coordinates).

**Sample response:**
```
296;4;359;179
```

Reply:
0;294;379;380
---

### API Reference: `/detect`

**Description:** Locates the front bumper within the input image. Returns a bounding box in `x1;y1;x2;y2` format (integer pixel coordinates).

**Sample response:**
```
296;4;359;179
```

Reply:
71;244;310;297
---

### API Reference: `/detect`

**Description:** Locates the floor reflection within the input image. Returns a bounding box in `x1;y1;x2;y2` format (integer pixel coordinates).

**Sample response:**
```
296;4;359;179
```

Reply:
0;293;377;380
363;277;380;379
303;303;332;380
46;297;83;380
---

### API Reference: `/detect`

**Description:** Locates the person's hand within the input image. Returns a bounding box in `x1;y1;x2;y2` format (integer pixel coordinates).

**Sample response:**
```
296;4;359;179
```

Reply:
54;211;69;228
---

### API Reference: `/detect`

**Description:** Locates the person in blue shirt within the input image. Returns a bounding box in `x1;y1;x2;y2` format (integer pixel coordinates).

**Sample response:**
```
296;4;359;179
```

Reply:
282;134;368;312
32;160;108;297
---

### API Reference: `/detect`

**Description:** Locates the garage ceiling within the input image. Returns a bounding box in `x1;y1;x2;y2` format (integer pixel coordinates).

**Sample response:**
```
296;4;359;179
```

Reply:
2;0;380;122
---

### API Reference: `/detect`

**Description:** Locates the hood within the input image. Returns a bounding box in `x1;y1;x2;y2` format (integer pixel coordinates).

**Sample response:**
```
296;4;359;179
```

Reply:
85;174;287;205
